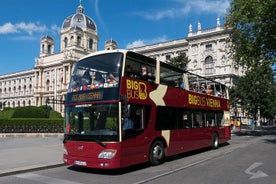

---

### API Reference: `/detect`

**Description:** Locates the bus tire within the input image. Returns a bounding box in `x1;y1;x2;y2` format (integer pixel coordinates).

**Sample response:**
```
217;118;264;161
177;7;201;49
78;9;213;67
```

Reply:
212;133;219;149
149;140;165;166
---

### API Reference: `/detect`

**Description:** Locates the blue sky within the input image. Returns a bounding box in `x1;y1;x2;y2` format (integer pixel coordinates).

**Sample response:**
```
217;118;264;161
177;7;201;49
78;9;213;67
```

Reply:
0;0;231;75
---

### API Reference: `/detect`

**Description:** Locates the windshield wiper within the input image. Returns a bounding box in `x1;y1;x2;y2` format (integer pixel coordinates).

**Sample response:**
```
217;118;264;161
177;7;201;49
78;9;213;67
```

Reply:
63;134;106;148
92;138;106;148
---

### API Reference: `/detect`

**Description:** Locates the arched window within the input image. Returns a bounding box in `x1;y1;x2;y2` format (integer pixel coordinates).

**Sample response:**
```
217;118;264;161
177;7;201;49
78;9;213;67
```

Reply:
28;100;31;106
89;38;93;49
64;37;68;48
77;36;81;46
46;79;50;91
70;36;74;44
205;56;214;75
48;45;51;54
42;44;45;53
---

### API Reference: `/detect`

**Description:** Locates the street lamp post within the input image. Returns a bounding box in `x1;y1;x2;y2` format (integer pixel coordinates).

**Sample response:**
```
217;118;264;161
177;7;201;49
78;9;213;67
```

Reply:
256;88;260;127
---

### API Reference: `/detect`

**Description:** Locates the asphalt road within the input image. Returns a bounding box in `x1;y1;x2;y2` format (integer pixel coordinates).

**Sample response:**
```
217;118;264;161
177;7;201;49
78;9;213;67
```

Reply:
0;127;275;184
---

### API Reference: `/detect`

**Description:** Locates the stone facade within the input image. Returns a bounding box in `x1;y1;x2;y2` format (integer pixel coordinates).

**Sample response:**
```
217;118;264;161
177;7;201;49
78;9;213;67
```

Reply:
0;3;98;114
131;18;245;87
0;4;243;115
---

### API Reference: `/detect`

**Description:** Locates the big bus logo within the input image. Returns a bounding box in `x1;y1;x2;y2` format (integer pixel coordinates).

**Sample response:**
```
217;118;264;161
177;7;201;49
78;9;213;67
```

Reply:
126;79;147;100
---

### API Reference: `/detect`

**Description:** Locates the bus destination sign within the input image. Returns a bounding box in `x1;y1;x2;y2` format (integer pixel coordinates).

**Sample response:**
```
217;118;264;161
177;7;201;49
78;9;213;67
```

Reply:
71;91;103;102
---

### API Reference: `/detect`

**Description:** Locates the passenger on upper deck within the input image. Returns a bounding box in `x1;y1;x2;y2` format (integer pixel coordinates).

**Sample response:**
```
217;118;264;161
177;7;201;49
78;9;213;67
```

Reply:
191;83;198;92
140;66;152;81
107;73;118;83
206;84;214;95
94;72;105;85
125;65;134;78
200;83;206;93
81;70;92;85
177;78;185;89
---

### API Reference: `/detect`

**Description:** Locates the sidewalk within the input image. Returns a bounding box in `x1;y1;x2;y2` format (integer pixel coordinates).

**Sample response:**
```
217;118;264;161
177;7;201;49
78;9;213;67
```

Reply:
0;133;64;177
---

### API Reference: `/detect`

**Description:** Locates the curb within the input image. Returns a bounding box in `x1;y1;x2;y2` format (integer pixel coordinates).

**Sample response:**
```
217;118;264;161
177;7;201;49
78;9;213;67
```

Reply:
0;133;64;138
0;162;65;177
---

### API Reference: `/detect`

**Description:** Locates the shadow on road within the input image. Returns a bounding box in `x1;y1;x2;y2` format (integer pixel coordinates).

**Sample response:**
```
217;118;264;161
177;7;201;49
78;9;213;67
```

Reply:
233;126;276;137
67;162;151;175
66;143;231;175
233;126;276;146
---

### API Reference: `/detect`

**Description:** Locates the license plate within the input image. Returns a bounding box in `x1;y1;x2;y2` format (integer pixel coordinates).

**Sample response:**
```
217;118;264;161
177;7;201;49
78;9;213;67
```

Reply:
74;160;87;166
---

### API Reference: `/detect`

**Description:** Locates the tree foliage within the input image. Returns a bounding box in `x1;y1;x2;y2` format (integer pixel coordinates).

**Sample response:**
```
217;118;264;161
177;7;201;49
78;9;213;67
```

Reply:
226;0;276;68
226;0;276;119
229;61;276;118
169;53;190;69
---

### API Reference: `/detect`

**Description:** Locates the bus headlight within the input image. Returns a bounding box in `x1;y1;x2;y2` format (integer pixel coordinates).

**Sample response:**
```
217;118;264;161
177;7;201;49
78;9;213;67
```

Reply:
98;149;117;159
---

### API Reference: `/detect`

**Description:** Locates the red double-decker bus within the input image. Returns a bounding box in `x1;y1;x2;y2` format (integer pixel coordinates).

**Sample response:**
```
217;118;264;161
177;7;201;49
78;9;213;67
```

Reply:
63;50;231;169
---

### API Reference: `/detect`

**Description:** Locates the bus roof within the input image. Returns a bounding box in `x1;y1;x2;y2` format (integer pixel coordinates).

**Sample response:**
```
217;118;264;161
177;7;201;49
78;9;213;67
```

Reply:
79;49;129;61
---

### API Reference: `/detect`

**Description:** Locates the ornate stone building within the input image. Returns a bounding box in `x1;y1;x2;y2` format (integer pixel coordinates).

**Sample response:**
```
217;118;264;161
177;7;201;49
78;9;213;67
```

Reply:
0;3;98;113
131;18;245;87
0;3;242;115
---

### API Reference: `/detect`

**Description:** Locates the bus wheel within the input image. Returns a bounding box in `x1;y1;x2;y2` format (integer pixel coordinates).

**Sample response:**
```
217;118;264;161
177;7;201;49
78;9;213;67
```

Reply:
149;140;165;166
212;133;219;149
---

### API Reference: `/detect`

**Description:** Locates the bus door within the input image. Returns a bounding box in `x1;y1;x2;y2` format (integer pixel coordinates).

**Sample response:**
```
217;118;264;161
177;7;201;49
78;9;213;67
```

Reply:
120;104;151;166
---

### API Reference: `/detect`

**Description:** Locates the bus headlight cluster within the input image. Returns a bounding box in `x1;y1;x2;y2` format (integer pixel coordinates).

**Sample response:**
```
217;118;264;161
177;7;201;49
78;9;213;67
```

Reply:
98;149;117;159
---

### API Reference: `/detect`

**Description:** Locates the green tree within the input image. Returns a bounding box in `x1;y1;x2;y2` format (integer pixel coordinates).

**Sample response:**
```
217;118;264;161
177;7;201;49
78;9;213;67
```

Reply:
226;0;276;120
169;53;190;70
226;0;276;68
229;61;276;119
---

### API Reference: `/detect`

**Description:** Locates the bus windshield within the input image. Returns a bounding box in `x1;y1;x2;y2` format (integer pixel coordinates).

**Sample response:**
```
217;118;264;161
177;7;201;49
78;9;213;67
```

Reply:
68;52;123;92
65;103;119;142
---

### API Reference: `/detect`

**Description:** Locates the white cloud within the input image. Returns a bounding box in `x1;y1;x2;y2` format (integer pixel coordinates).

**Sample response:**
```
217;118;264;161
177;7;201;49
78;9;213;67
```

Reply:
16;22;47;35
126;36;168;49
0;21;47;35
126;39;145;49
137;9;177;21
0;22;18;34
11;35;36;41
187;0;230;15
134;0;230;20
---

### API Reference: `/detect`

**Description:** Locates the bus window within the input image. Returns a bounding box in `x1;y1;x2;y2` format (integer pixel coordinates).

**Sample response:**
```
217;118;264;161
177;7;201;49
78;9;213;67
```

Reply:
193;111;205;128
206;111;215;127
216;112;224;126
160;63;183;87
181;110;192;128
156;106;177;130
122;104;148;139
125;52;156;82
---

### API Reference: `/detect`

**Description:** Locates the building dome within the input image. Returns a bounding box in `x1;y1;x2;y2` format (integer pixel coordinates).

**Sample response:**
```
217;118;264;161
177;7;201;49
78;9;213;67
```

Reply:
41;35;54;41
61;3;97;31
105;39;117;45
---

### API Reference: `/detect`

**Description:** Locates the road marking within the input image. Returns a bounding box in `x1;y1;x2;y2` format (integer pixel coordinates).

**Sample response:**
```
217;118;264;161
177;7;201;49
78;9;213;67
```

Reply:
15;173;84;184
245;162;268;179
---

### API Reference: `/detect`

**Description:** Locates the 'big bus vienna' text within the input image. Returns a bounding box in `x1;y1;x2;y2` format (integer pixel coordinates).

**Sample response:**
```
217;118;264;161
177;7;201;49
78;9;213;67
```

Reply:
188;94;221;108
126;79;147;100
